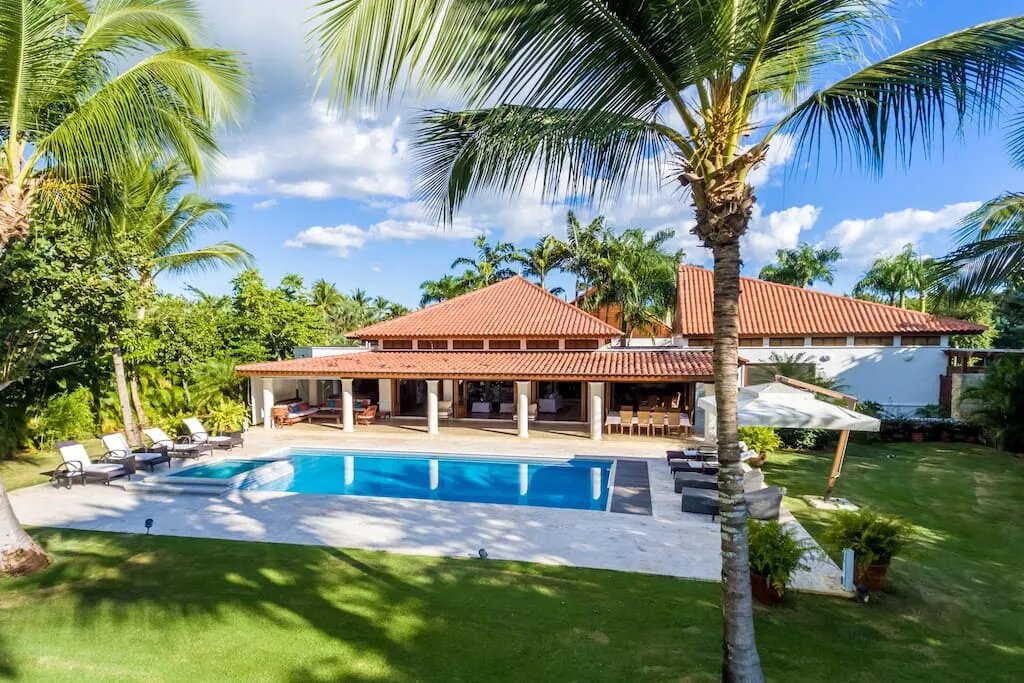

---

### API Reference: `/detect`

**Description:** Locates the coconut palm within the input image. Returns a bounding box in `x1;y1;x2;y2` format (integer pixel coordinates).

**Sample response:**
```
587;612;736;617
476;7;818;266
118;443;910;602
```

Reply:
315;3;1024;677
514;235;568;292
946;192;1024;294
451;235;518;285
311;279;345;316
419;273;477;307
563;212;606;300
854;244;933;310
582;228;680;343
0;0;247;248
759;244;842;288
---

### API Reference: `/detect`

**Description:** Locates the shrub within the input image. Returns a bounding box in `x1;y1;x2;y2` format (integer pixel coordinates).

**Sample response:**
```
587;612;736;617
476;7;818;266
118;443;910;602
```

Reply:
778;427;833;450
738;426;782;454
963;356;1024;452
746;520;812;596
823;508;914;567
204;400;248;433
30;387;95;448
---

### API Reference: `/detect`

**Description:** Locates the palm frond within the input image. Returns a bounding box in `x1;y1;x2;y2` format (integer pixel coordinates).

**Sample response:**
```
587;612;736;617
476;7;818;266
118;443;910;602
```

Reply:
414;105;673;222
944;192;1024;293
778;16;1024;173
154;241;253;277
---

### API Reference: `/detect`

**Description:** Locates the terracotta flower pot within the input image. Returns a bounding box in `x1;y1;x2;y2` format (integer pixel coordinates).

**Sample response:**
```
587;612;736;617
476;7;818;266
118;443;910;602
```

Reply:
855;560;891;592
910;432;925;443
750;572;783;605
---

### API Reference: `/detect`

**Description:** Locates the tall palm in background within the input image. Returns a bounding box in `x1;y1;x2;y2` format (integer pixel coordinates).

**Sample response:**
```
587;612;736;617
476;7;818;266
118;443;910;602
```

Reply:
0;0;246;248
514;235;568;293
564;212;606;301
109;161;251;445
854;244;934;310
451;235;518;285
419;273;477;307
758;243;842;287
581;228;680;343
315;2;1024;677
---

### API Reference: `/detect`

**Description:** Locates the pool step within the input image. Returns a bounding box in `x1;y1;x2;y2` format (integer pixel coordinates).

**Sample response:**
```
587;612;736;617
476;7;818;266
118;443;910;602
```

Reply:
125;479;229;496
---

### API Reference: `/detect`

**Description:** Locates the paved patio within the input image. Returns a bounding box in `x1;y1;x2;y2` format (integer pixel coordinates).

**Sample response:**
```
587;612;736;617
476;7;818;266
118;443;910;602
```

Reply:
10;423;846;595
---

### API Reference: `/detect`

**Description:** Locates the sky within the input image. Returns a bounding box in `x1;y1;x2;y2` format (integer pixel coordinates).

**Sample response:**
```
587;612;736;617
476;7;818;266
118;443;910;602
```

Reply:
173;0;1024;308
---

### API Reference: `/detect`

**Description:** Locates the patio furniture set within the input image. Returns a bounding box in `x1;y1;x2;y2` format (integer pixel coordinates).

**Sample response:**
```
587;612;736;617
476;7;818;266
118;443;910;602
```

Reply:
49;417;243;488
667;443;785;521
605;407;691;436
272;397;379;427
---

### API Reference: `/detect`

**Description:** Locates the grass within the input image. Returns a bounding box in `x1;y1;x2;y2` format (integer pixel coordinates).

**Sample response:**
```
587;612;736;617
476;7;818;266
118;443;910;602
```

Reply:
0;439;106;491
0;441;1021;681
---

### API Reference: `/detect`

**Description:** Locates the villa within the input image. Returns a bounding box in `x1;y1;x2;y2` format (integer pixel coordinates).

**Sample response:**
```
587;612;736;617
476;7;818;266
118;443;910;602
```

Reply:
237;265;985;434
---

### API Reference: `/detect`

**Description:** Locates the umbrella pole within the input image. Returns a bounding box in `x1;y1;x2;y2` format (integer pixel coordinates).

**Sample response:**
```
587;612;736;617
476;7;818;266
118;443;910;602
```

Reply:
823;396;859;501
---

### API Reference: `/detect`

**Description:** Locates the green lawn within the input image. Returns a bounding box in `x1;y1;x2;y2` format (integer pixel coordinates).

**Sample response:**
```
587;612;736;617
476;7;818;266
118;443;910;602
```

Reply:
0;439;106;491
0;442;1021;681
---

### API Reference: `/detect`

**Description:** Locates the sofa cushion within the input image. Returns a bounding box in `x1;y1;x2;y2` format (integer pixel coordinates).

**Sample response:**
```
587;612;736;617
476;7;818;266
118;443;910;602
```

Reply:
746;486;785;520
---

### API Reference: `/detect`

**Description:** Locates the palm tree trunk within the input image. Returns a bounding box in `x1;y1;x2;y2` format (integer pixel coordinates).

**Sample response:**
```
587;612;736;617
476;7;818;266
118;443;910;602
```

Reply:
129;371;148;427
711;238;764;682
112;345;142;446
0;476;50;576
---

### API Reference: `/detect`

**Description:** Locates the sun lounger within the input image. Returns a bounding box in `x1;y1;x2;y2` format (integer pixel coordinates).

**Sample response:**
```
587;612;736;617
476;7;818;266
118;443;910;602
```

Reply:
143;428;210;458
101;433;171;472
680;487;718;519
669;459;719;475
183;417;240;450
55;441;130;485
673;468;765;494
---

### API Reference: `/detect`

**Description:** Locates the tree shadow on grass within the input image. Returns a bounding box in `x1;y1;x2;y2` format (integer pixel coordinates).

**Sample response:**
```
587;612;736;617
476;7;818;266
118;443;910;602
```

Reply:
7;528;722;682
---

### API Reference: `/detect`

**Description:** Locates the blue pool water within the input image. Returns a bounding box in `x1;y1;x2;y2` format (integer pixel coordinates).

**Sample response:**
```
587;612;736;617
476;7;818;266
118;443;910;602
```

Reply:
169;459;267;479
240;450;613;511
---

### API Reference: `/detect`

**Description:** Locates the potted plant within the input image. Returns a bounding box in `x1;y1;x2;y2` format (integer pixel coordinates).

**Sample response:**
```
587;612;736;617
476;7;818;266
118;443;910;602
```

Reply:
823;508;914;592
746;520;811;604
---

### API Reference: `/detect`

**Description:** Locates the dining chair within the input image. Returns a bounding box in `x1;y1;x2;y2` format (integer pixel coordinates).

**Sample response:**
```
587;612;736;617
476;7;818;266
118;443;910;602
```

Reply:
636;408;651;436
619;407;634;435
666;410;681;436
651;408;666;436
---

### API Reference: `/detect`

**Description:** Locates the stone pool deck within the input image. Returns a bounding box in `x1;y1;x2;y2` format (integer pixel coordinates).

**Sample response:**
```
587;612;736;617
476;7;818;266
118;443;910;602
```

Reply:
10;424;847;596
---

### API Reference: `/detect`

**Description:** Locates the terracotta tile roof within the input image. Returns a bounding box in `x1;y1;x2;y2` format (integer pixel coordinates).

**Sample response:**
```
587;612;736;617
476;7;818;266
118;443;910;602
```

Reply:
675;265;986;336
237;349;717;381
350;276;622;339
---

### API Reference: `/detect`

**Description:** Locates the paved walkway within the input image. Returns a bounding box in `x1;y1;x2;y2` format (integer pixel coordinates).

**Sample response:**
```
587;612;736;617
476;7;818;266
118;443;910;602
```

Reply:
11;424;846;595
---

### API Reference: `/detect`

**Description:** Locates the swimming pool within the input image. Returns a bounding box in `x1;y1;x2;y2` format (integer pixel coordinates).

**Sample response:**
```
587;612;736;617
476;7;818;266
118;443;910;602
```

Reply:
230;450;614;511
168;460;267;480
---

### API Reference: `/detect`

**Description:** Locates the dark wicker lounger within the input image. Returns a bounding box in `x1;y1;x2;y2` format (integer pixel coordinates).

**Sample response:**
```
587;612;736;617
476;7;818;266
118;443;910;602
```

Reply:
680;487;719;519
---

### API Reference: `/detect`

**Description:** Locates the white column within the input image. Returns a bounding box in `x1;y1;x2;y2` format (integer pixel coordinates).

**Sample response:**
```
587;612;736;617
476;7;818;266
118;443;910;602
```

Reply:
588;382;604;441
516;380;530;438
341;378;354;433
426;380;440;435
262;378;274;430
251;378;264;428
307;378;318;405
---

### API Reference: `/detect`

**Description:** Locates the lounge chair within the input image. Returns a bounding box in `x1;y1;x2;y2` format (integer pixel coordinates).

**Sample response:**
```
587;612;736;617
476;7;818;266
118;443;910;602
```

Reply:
55;441;130;485
669;458;719;475
356;404;377;426
680;487;718;519
183;417;240;450
101;432;171;472
673;468;764;494
143;427;210;459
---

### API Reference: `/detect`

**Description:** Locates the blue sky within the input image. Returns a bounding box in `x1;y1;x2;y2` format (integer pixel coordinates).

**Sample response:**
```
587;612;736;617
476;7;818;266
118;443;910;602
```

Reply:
174;1;1024;308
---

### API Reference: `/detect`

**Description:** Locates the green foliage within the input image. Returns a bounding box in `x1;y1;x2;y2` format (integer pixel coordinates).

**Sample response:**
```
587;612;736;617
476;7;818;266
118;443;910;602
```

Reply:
738;427;782;454
927;295;996;348
30;388;95;448
963;356;1024;452
778;428;834;451
758;244;841;288
994;285;1024;348
853;245;937;310
823;508;914;567
191;358;245;411
746;520;812;596
203;399;248;433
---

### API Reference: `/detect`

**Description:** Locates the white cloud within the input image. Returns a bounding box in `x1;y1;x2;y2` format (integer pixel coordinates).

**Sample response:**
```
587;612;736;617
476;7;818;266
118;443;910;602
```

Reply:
828;201;981;264
253;198;277;210
741;204;822;264
284;225;367;257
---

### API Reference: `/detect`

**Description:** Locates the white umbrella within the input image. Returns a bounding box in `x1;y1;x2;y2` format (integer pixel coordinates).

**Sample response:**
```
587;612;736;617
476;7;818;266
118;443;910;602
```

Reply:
698;380;880;501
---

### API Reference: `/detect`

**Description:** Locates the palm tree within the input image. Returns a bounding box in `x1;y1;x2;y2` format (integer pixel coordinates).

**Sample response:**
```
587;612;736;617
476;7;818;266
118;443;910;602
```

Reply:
315;4;1024;677
582;228;680;343
563;212;605;300
946;192;1024;294
854;245;932;310
419;273;476;307
514;235;568;291
0;0;246;248
452;235;518;285
759;244;841;288
107;161;252;445
311;279;344;316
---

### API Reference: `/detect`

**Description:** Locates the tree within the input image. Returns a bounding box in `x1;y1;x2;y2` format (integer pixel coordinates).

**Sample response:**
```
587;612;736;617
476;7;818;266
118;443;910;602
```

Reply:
563;212;606;301
315;3;1024;677
963;356;1024;451
854;245;933;310
758;244;841;288
0;0;246;248
581;228;680;343
514;235;568;292
451;235;517;286
419;273;478;307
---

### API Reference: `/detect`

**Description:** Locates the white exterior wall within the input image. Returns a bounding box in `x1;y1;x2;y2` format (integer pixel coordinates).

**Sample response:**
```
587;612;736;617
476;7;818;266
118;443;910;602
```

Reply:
738;345;948;413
